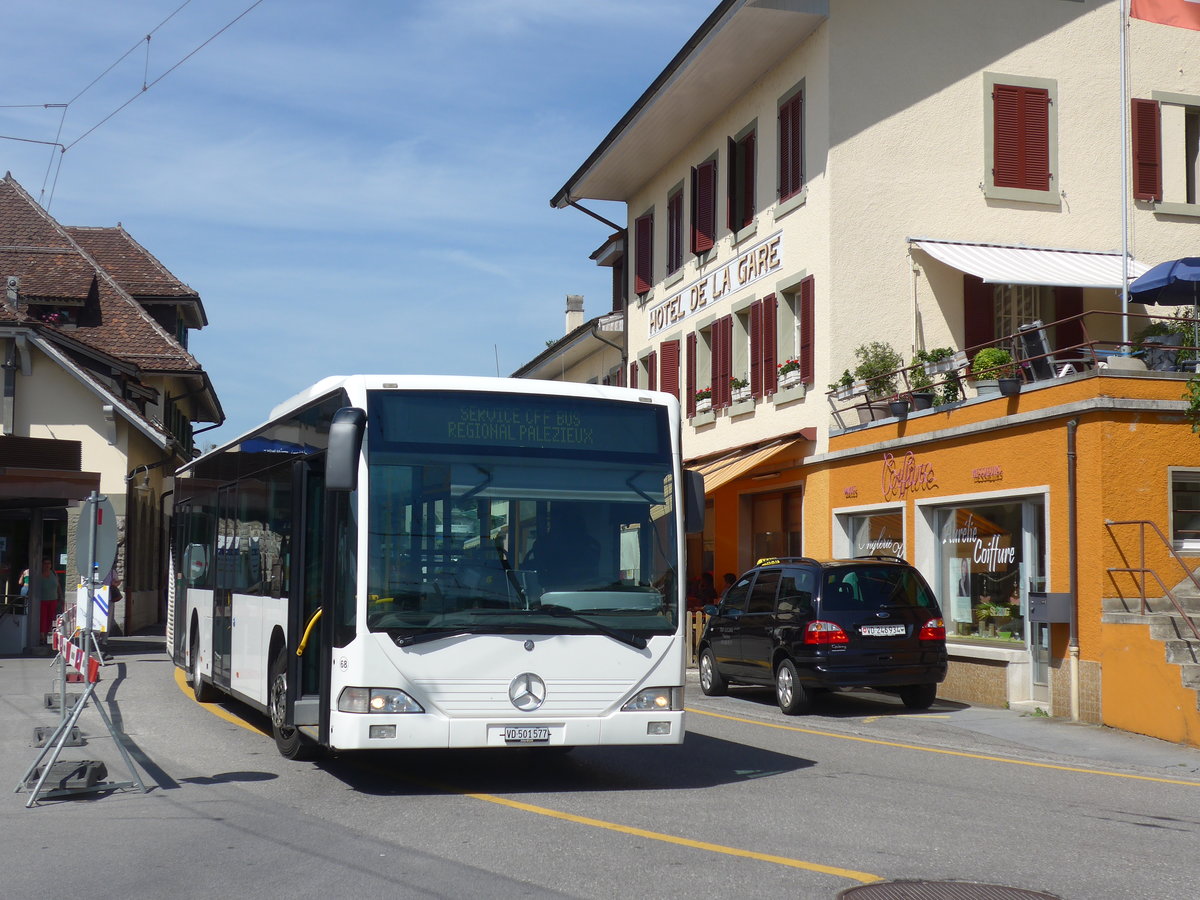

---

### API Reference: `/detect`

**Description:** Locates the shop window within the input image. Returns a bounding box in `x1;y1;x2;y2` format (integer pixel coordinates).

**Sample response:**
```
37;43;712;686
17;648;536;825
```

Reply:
847;511;904;558
752;489;803;562
1171;470;1200;551
936;498;1044;644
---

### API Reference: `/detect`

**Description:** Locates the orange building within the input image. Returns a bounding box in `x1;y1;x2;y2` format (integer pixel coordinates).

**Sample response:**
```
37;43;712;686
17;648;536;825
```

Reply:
695;363;1200;747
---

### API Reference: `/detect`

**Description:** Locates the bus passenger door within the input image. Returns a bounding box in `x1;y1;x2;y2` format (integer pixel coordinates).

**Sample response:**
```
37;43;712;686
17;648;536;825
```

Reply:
286;460;328;742
212;485;236;690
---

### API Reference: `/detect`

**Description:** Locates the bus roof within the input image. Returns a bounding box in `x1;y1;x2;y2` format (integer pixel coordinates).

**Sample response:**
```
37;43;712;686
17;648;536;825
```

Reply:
177;375;678;476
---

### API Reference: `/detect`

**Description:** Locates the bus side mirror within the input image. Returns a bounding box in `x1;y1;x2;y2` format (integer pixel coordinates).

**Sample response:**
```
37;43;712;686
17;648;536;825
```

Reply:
327;407;366;492
684;468;705;534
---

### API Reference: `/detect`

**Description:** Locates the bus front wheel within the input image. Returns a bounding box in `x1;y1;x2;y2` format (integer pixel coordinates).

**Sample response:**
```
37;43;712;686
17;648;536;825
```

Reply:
269;652;318;761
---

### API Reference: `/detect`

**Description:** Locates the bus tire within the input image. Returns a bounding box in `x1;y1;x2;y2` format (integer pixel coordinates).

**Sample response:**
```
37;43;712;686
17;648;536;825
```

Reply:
190;630;219;703
269;651;318;761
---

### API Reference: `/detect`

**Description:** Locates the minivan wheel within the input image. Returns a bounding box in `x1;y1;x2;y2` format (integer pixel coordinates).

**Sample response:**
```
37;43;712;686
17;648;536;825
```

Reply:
899;683;937;710
699;648;727;696
775;659;811;715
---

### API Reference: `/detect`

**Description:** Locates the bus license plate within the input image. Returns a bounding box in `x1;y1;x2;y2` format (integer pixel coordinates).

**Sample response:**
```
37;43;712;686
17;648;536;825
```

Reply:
503;726;551;743
860;624;905;637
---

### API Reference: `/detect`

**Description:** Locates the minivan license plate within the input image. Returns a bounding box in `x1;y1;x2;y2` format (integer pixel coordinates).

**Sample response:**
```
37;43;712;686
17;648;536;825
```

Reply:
860;624;905;637
503;726;550;743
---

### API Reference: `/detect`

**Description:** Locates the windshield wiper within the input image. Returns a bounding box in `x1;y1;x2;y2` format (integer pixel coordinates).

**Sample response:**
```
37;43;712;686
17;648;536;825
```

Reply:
395;628;478;647
537;604;648;649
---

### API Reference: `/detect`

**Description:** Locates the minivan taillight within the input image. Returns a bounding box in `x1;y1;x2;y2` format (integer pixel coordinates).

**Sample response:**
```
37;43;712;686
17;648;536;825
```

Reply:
804;620;849;645
918;617;946;641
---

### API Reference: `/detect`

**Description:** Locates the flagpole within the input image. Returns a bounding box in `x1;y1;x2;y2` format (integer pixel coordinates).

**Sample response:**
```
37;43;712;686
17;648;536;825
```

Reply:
1121;0;1131;345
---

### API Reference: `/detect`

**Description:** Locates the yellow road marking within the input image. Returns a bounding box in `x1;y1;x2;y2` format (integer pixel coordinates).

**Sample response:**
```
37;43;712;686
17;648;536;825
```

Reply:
862;714;951;724
688;707;1200;787
175;666;880;883
173;666;267;736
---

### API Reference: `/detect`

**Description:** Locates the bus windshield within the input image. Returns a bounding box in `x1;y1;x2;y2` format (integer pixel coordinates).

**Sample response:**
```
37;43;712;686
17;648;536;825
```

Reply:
365;390;679;643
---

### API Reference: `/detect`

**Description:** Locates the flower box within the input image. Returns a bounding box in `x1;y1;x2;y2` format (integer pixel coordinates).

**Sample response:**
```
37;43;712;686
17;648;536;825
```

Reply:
732;386;752;403
779;369;803;389
695;398;712;414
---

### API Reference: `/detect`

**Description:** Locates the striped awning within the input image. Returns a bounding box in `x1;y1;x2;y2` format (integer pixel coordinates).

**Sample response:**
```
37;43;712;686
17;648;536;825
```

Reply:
910;239;1150;289
690;437;809;495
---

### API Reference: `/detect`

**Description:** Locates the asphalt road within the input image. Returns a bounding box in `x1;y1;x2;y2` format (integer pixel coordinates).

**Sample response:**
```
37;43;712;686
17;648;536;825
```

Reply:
4;633;1200;899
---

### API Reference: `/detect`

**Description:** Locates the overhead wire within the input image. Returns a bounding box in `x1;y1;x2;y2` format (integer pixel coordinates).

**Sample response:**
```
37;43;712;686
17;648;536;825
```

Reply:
0;0;263;208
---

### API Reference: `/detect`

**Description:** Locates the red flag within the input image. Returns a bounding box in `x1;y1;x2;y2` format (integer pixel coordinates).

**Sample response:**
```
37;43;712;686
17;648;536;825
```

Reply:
1131;0;1200;30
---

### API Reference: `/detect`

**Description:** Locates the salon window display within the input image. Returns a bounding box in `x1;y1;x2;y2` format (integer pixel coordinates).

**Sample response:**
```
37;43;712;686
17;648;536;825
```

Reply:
938;500;1043;644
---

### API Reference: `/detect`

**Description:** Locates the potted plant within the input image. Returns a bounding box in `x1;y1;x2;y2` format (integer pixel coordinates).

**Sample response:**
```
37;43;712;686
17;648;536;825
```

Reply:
921;346;964;377
828;369;860;402
731;375;751;402
853;341;903;422
888;397;910;418
695;386;712;412
777;358;802;388
909;355;936;410
970;347;1018;396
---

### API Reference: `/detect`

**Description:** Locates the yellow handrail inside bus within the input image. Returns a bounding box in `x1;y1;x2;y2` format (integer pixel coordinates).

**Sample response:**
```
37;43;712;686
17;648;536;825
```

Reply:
296;607;323;657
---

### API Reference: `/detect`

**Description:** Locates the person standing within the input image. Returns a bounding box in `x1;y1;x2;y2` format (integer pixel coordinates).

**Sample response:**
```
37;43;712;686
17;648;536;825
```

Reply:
34;557;62;643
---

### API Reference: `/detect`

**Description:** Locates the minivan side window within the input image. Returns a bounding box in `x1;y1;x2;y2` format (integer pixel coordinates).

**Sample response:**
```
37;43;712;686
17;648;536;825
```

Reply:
747;569;780;613
722;574;753;613
777;567;815;614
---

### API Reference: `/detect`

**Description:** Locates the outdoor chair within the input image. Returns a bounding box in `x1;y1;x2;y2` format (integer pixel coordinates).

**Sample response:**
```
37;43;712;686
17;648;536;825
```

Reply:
1142;332;1183;372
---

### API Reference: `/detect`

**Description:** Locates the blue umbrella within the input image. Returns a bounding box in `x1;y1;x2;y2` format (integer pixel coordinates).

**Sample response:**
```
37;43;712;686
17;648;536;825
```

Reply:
1130;257;1200;371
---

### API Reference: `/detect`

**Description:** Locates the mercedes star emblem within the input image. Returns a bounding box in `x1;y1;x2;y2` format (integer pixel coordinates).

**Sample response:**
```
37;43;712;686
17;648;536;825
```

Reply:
509;673;547;711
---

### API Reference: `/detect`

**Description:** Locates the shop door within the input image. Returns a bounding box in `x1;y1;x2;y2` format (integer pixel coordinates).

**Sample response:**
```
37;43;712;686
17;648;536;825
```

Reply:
751;489;803;564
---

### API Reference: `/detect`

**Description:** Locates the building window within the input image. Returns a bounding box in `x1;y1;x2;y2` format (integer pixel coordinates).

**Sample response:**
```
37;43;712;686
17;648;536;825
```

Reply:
691;158;717;255
749;293;777;399
667;188;683;275
1171;469;1200;551
728;126;756;232
1134;94;1200;209
993;284;1050;339
984;73;1057;202
845;511;904;560
634;211;653;296
935;498;1045;645
778;87;804;201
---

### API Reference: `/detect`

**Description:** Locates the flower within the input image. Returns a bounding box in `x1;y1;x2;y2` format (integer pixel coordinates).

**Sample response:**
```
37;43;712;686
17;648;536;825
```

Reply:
695;386;712;402
730;376;749;390
777;358;801;377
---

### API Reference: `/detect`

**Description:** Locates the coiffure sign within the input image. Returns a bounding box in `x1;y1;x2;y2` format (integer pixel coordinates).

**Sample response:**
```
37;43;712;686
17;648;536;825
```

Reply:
881;451;937;500
646;232;783;338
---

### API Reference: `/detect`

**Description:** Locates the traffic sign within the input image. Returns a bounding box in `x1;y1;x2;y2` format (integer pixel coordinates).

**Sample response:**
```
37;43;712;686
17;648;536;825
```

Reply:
75;494;116;581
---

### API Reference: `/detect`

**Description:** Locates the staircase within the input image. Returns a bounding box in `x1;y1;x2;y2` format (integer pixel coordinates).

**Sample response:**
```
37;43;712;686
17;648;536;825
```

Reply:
1101;583;1200;708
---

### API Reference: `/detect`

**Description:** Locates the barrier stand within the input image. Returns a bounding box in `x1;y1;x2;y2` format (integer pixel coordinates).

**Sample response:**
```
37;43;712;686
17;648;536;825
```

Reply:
35;610;84;748
15;492;146;807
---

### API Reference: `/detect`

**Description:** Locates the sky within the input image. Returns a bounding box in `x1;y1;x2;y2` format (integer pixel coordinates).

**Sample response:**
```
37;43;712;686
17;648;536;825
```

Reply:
1;0;712;448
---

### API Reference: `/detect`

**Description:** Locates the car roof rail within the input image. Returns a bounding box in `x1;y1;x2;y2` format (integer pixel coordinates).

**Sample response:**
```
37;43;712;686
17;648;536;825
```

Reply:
851;554;907;564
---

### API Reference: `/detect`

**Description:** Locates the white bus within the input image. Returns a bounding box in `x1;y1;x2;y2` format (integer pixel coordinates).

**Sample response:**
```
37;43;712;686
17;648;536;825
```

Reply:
169;376;703;759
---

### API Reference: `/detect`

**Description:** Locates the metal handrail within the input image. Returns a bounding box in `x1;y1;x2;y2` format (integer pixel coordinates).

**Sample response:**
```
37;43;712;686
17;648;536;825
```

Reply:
1105;519;1200;641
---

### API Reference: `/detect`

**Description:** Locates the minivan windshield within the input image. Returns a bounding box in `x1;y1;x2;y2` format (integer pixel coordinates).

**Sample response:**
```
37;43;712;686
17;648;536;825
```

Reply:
822;565;939;611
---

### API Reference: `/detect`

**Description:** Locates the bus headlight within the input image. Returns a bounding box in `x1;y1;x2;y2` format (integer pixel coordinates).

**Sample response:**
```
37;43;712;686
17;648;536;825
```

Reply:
337;687;424;714
622;687;682;711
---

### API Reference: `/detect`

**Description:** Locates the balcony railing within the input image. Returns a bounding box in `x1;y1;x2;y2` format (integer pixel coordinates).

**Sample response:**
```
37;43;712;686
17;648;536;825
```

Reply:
827;309;1200;428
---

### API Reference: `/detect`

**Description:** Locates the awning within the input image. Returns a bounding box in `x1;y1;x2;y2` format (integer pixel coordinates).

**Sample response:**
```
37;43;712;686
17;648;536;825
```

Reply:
910;239;1150;289
690;434;811;495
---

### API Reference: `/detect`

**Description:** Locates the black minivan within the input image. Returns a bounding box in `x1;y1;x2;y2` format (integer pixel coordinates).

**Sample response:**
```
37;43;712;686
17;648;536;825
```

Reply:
697;557;947;714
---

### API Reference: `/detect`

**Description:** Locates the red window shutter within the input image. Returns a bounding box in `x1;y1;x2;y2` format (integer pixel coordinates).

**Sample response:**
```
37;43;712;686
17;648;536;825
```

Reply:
749;300;764;398
761;292;777;396
993;84;1050;191
634;213;653;295
646;351;657;392
660;340;679;400
779;93;803;200
726;137;737;232
686;332;697;417
1132;98;1162;202
963;274;995;352
629;361;638;389
742;132;755;228
692;160;717;254
667;191;683;273
711;316;733;408
1055;286;1084;352
798;278;815;384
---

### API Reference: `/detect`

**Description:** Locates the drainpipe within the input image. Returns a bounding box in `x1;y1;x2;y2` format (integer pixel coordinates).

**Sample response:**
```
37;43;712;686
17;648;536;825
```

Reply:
590;320;626;377
1067;418;1080;721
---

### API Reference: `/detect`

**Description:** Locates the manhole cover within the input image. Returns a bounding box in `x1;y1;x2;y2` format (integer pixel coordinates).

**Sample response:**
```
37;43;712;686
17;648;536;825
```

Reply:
840;882;1061;900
